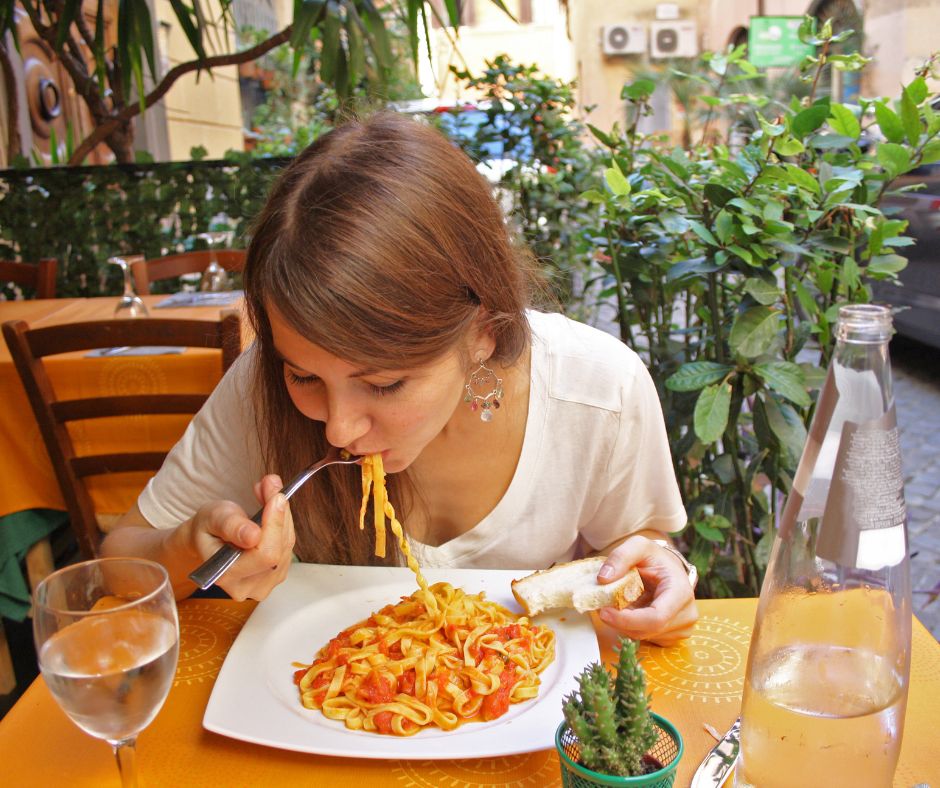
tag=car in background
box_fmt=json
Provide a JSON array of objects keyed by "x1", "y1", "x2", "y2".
[
  {"x1": 389, "y1": 98, "x2": 535, "y2": 184},
  {"x1": 871, "y1": 158, "x2": 940, "y2": 349}
]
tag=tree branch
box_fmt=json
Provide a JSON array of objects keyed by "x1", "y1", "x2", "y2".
[{"x1": 69, "y1": 24, "x2": 294, "y2": 164}]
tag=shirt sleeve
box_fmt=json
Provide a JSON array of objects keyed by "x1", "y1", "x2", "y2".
[
  {"x1": 578, "y1": 356, "x2": 687, "y2": 552},
  {"x1": 137, "y1": 345, "x2": 265, "y2": 529}
]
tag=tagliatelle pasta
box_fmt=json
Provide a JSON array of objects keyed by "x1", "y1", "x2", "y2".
[
  {"x1": 293, "y1": 581, "x2": 555, "y2": 735},
  {"x1": 358, "y1": 453, "x2": 437, "y2": 614}
]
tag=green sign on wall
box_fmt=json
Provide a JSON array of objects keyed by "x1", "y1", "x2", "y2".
[{"x1": 748, "y1": 16, "x2": 815, "y2": 68}]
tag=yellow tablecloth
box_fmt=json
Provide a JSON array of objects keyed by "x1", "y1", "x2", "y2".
[
  {"x1": 1, "y1": 598, "x2": 936, "y2": 787},
  {"x1": 0, "y1": 295, "x2": 244, "y2": 518}
]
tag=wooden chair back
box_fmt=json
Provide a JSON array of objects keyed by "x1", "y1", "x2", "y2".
[
  {"x1": 1, "y1": 314, "x2": 242, "y2": 559},
  {"x1": 0, "y1": 258, "x2": 58, "y2": 298},
  {"x1": 131, "y1": 250, "x2": 246, "y2": 295}
]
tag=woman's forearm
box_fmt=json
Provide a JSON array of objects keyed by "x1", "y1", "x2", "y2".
[{"x1": 100, "y1": 508, "x2": 200, "y2": 599}]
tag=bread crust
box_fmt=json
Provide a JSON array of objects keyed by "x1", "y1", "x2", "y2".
[{"x1": 511, "y1": 557, "x2": 645, "y2": 616}]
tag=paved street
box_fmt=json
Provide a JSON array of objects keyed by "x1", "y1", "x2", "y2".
[{"x1": 892, "y1": 336, "x2": 940, "y2": 639}]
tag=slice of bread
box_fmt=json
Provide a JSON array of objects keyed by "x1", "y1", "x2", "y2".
[{"x1": 511, "y1": 556, "x2": 644, "y2": 616}]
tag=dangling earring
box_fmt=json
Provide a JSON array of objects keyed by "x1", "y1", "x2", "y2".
[{"x1": 464, "y1": 359, "x2": 503, "y2": 423}]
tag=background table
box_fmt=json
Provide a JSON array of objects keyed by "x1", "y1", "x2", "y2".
[
  {"x1": 0, "y1": 294, "x2": 244, "y2": 518},
  {"x1": 1, "y1": 598, "x2": 936, "y2": 787}
]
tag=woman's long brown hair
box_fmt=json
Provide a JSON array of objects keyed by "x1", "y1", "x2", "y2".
[{"x1": 242, "y1": 112, "x2": 540, "y2": 565}]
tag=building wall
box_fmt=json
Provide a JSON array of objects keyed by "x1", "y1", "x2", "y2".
[
  {"x1": 865, "y1": 0, "x2": 940, "y2": 98},
  {"x1": 154, "y1": 0, "x2": 244, "y2": 160},
  {"x1": 428, "y1": 0, "x2": 573, "y2": 100},
  {"x1": 566, "y1": 0, "x2": 700, "y2": 137}
]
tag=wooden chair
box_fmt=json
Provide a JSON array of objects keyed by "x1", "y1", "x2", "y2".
[
  {"x1": 1, "y1": 314, "x2": 242, "y2": 560},
  {"x1": 0, "y1": 258, "x2": 58, "y2": 299},
  {"x1": 131, "y1": 250, "x2": 247, "y2": 295}
]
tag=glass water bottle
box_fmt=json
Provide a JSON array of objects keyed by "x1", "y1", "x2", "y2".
[{"x1": 737, "y1": 304, "x2": 911, "y2": 788}]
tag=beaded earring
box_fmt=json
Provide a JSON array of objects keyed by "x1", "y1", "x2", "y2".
[{"x1": 463, "y1": 359, "x2": 504, "y2": 422}]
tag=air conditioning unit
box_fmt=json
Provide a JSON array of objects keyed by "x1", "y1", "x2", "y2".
[
  {"x1": 650, "y1": 20, "x2": 698, "y2": 59},
  {"x1": 602, "y1": 24, "x2": 647, "y2": 56}
]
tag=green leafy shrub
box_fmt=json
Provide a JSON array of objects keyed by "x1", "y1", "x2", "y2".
[
  {"x1": 578, "y1": 18, "x2": 939, "y2": 595},
  {"x1": 0, "y1": 154, "x2": 285, "y2": 296}
]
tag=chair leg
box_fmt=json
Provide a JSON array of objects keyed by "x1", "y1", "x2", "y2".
[
  {"x1": 0, "y1": 621, "x2": 16, "y2": 695},
  {"x1": 25, "y1": 538, "x2": 55, "y2": 590}
]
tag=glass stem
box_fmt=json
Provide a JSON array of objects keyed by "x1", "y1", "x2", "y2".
[
  {"x1": 121, "y1": 261, "x2": 135, "y2": 299},
  {"x1": 111, "y1": 737, "x2": 138, "y2": 788}
]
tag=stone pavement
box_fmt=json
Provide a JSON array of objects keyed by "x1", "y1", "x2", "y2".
[{"x1": 892, "y1": 336, "x2": 940, "y2": 640}]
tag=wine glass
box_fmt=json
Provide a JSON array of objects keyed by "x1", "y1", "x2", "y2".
[
  {"x1": 108, "y1": 256, "x2": 149, "y2": 318},
  {"x1": 197, "y1": 231, "x2": 233, "y2": 292},
  {"x1": 33, "y1": 558, "x2": 179, "y2": 788}
]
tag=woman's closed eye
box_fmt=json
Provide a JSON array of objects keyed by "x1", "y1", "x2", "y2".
[
  {"x1": 287, "y1": 368, "x2": 405, "y2": 397},
  {"x1": 368, "y1": 379, "x2": 405, "y2": 396},
  {"x1": 286, "y1": 369, "x2": 320, "y2": 386}
]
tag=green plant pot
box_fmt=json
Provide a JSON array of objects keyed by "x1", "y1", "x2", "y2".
[{"x1": 555, "y1": 713, "x2": 683, "y2": 788}]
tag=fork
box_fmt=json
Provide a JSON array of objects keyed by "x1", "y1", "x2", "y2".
[{"x1": 187, "y1": 447, "x2": 362, "y2": 590}]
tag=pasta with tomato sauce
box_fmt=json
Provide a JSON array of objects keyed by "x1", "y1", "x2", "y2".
[{"x1": 293, "y1": 581, "x2": 555, "y2": 735}]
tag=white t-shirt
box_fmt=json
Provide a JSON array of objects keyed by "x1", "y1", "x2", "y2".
[{"x1": 138, "y1": 311, "x2": 686, "y2": 569}]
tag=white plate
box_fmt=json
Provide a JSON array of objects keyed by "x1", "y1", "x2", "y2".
[{"x1": 203, "y1": 563, "x2": 599, "y2": 759}]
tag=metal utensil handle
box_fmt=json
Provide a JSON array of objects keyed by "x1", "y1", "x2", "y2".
[
  {"x1": 187, "y1": 451, "x2": 358, "y2": 590},
  {"x1": 188, "y1": 505, "x2": 265, "y2": 590}
]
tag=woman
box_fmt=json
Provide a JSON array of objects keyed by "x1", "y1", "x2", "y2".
[{"x1": 102, "y1": 113, "x2": 697, "y2": 645}]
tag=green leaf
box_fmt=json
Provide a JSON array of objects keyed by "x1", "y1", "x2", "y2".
[
  {"x1": 580, "y1": 189, "x2": 607, "y2": 204},
  {"x1": 792, "y1": 104, "x2": 830, "y2": 138},
  {"x1": 170, "y1": 0, "x2": 208, "y2": 61},
  {"x1": 729, "y1": 244, "x2": 753, "y2": 265},
  {"x1": 604, "y1": 163, "x2": 631, "y2": 196},
  {"x1": 622, "y1": 79, "x2": 656, "y2": 100},
  {"x1": 874, "y1": 102, "x2": 905, "y2": 144},
  {"x1": 665, "y1": 362, "x2": 733, "y2": 392},
  {"x1": 867, "y1": 254, "x2": 908, "y2": 275},
  {"x1": 728, "y1": 197, "x2": 760, "y2": 216},
  {"x1": 877, "y1": 143, "x2": 912, "y2": 179},
  {"x1": 920, "y1": 140, "x2": 940, "y2": 165},
  {"x1": 905, "y1": 76, "x2": 928, "y2": 104},
  {"x1": 694, "y1": 383, "x2": 732, "y2": 445},
  {"x1": 688, "y1": 219, "x2": 718, "y2": 246},
  {"x1": 774, "y1": 136, "x2": 805, "y2": 156},
  {"x1": 794, "y1": 280, "x2": 818, "y2": 317},
  {"x1": 729, "y1": 307, "x2": 779, "y2": 358},
  {"x1": 660, "y1": 211, "x2": 689, "y2": 234},
  {"x1": 753, "y1": 361, "x2": 811, "y2": 407},
  {"x1": 900, "y1": 85, "x2": 921, "y2": 145},
  {"x1": 587, "y1": 124, "x2": 616, "y2": 148},
  {"x1": 704, "y1": 182, "x2": 736, "y2": 208},
  {"x1": 782, "y1": 163, "x2": 820, "y2": 195},
  {"x1": 715, "y1": 210, "x2": 734, "y2": 244},
  {"x1": 744, "y1": 278, "x2": 779, "y2": 305},
  {"x1": 694, "y1": 519, "x2": 726, "y2": 543},
  {"x1": 762, "y1": 395, "x2": 807, "y2": 467},
  {"x1": 55, "y1": 0, "x2": 82, "y2": 51},
  {"x1": 828, "y1": 103, "x2": 860, "y2": 140}
]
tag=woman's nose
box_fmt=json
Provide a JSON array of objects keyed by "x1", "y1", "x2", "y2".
[{"x1": 322, "y1": 393, "x2": 370, "y2": 449}]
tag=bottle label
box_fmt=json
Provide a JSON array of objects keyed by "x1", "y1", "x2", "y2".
[{"x1": 817, "y1": 405, "x2": 907, "y2": 568}]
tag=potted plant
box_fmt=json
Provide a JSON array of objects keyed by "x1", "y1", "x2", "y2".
[{"x1": 556, "y1": 638, "x2": 683, "y2": 787}]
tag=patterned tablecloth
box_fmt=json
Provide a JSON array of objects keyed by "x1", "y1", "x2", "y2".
[
  {"x1": 1, "y1": 597, "x2": 937, "y2": 787},
  {"x1": 0, "y1": 295, "x2": 244, "y2": 519}
]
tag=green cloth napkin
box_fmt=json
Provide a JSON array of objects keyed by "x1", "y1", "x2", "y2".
[{"x1": 0, "y1": 509, "x2": 68, "y2": 622}]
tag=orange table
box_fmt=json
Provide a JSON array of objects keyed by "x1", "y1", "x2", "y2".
[
  {"x1": 0, "y1": 295, "x2": 244, "y2": 518},
  {"x1": 1, "y1": 598, "x2": 936, "y2": 787}
]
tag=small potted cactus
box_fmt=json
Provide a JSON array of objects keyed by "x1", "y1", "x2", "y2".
[{"x1": 555, "y1": 638, "x2": 683, "y2": 787}]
